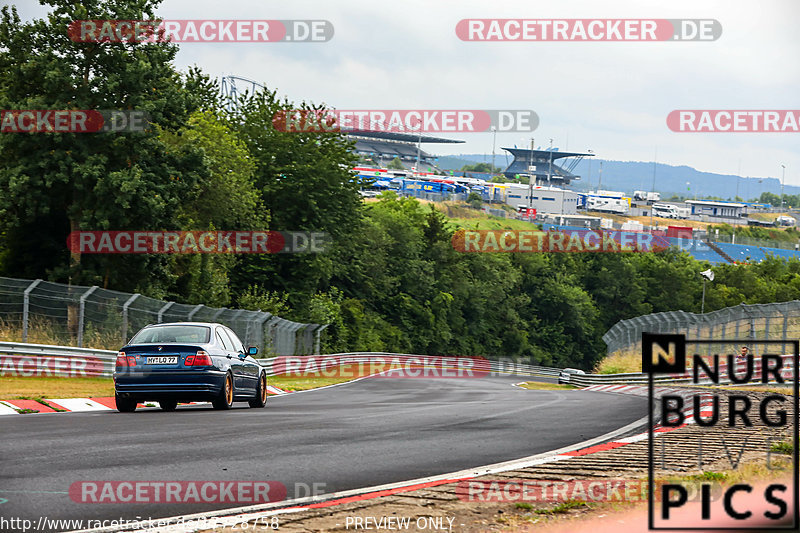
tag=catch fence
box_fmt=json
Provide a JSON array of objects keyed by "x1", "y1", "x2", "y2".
[
  {"x1": 603, "y1": 300, "x2": 800, "y2": 359},
  {"x1": 0, "y1": 276, "x2": 324, "y2": 355}
]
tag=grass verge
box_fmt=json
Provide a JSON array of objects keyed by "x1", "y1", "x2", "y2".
[
  {"x1": 0, "y1": 376, "x2": 115, "y2": 400},
  {"x1": 270, "y1": 363, "x2": 382, "y2": 391},
  {"x1": 668, "y1": 383, "x2": 794, "y2": 395},
  {"x1": 1, "y1": 365, "x2": 373, "y2": 400},
  {"x1": 534, "y1": 500, "x2": 592, "y2": 515},
  {"x1": 594, "y1": 349, "x2": 641, "y2": 374},
  {"x1": 517, "y1": 381, "x2": 577, "y2": 391}
]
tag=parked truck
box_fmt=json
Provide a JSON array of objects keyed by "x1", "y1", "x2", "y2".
[
  {"x1": 634, "y1": 191, "x2": 661, "y2": 202},
  {"x1": 586, "y1": 196, "x2": 629, "y2": 215},
  {"x1": 652, "y1": 203, "x2": 688, "y2": 219}
]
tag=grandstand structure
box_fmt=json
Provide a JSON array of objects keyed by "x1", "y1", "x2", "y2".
[
  {"x1": 501, "y1": 147, "x2": 592, "y2": 185},
  {"x1": 347, "y1": 130, "x2": 464, "y2": 173},
  {"x1": 219, "y1": 76, "x2": 463, "y2": 174}
]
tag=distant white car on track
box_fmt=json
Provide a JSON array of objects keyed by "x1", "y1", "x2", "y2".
[{"x1": 558, "y1": 368, "x2": 586, "y2": 384}]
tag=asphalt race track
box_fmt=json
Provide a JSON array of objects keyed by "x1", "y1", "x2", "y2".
[{"x1": 0, "y1": 375, "x2": 647, "y2": 529}]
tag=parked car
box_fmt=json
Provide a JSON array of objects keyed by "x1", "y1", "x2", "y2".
[
  {"x1": 113, "y1": 322, "x2": 267, "y2": 412},
  {"x1": 558, "y1": 368, "x2": 586, "y2": 384}
]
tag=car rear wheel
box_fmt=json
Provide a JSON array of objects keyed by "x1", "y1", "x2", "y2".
[
  {"x1": 249, "y1": 373, "x2": 268, "y2": 408},
  {"x1": 159, "y1": 400, "x2": 178, "y2": 412},
  {"x1": 116, "y1": 394, "x2": 137, "y2": 413},
  {"x1": 212, "y1": 372, "x2": 234, "y2": 410}
]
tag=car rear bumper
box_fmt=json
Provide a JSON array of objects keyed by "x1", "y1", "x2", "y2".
[{"x1": 114, "y1": 369, "x2": 227, "y2": 401}]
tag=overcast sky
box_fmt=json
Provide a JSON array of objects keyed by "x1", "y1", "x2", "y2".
[{"x1": 14, "y1": 0, "x2": 800, "y2": 183}]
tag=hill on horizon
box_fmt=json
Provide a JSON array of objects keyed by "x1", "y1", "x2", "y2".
[{"x1": 436, "y1": 154, "x2": 795, "y2": 201}]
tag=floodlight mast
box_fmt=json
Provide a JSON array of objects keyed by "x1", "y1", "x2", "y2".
[
  {"x1": 700, "y1": 269, "x2": 714, "y2": 314},
  {"x1": 781, "y1": 164, "x2": 786, "y2": 211},
  {"x1": 528, "y1": 138, "x2": 535, "y2": 218},
  {"x1": 491, "y1": 127, "x2": 497, "y2": 176},
  {"x1": 586, "y1": 149, "x2": 594, "y2": 190}
]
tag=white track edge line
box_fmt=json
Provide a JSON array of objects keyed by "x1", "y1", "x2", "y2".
[{"x1": 68, "y1": 407, "x2": 650, "y2": 533}]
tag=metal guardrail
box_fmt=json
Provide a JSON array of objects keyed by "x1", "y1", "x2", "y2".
[
  {"x1": 259, "y1": 353, "x2": 561, "y2": 378},
  {"x1": 0, "y1": 340, "x2": 117, "y2": 377},
  {"x1": 0, "y1": 343, "x2": 563, "y2": 379},
  {"x1": 2, "y1": 341, "x2": 790, "y2": 389},
  {"x1": 569, "y1": 354, "x2": 794, "y2": 387}
]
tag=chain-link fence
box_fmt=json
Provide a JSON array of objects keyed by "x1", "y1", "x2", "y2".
[
  {"x1": 603, "y1": 300, "x2": 800, "y2": 358},
  {"x1": 712, "y1": 233, "x2": 800, "y2": 250},
  {"x1": 0, "y1": 276, "x2": 326, "y2": 355}
]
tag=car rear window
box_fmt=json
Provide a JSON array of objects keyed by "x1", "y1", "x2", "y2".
[{"x1": 130, "y1": 325, "x2": 210, "y2": 344}]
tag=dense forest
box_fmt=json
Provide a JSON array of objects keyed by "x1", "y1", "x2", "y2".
[{"x1": 2, "y1": 1, "x2": 800, "y2": 369}]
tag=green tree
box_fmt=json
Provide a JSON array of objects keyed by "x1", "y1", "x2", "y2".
[
  {"x1": 229, "y1": 90, "x2": 362, "y2": 302},
  {"x1": 0, "y1": 1, "x2": 205, "y2": 294},
  {"x1": 461, "y1": 162, "x2": 500, "y2": 173},
  {"x1": 157, "y1": 109, "x2": 266, "y2": 305},
  {"x1": 387, "y1": 157, "x2": 405, "y2": 170},
  {"x1": 237, "y1": 284, "x2": 292, "y2": 317},
  {"x1": 160, "y1": 110, "x2": 264, "y2": 230},
  {"x1": 467, "y1": 192, "x2": 482, "y2": 209}
]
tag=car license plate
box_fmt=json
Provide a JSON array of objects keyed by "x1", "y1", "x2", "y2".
[{"x1": 146, "y1": 356, "x2": 178, "y2": 365}]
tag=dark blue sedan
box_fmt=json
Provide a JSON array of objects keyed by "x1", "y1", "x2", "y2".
[{"x1": 113, "y1": 322, "x2": 267, "y2": 412}]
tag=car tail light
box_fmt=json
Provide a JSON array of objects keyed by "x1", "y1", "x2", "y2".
[
  {"x1": 115, "y1": 352, "x2": 128, "y2": 367},
  {"x1": 191, "y1": 351, "x2": 212, "y2": 366},
  {"x1": 127, "y1": 356, "x2": 136, "y2": 366},
  {"x1": 184, "y1": 355, "x2": 195, "y2": 366}
]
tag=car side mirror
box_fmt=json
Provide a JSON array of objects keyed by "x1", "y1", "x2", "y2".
[{"x1": 248, "y1": 346, "x2": 258, "y2": 356}]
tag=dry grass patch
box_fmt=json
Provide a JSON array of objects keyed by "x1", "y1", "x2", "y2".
[
  {"x1": 0, "y1": 317, "x2": 121, "y2": 350},
  {"x1": 594, "y1": 350, "x2": 642, "y2": 374},
  {"x1": 0, "y1": 376, "x2": 114, "y2": 400}
]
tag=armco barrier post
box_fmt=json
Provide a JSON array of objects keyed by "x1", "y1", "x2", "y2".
[
  {"x1": 211, "y1": 307, "x2": 227, "y2": 323},
  {"x1": 298, "y1": 324, "x2": 320, "y2": 355},
  {"x1": 77, "y1": 286, "x2": 98, "y2": 347},
  {"x1": 187, "y1": 303, "x2": 204, "y2": 321},
  {"x1": 157, "y1": 301, "x2": 175, "y2": 323},
  {"x1": 782, "y1": 306, "x2": 788, "y2": 355},
  {"x1": 288, "y1": 322, "x2": 305, "y2": 355},
  {"x1": 255, "y1": 311, "x2": 273, "y2": 354},
  {"x1": 228, "y1": 309, "x2": 247, "y2": 343},
  {"x1": 314, "y1": 324, "x2": 329, "y2": 355},
  {"x1": 21, "y1": 279, "x2": 42, "y2": 342},
  {"x1": 121, "y1": 293, "x2": 140, "y2": 344}
]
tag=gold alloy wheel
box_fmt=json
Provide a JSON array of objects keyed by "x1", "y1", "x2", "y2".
[
  {"x1": 260, "y1": 374, "x2": 267, "y2": 403},
  {"x1": 225, "y1": 374, "x2": 233, "y2": 405}
]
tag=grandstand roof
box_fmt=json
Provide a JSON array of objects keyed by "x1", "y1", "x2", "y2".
[
  {"x1": 502, "y1": 147, "x2": 593, "y2": 160},
  {"x1": 346, "y1": 130, "x2": 465, "y2": 144},
  {"x1": 501, "y1": 147, "x2": 590, "y2": 184},
  {"x1": 353, "y1": 139, "x2": 433, "y2": 159}
]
